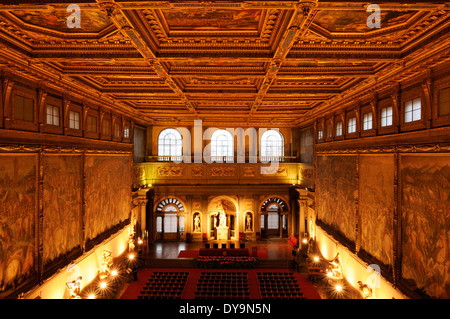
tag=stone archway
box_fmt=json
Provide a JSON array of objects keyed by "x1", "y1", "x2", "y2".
[{"x1": 207, "y1": 196, "x2": 239, "y2": 241}]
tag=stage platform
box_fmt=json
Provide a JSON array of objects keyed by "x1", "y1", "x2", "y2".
[{"x1": 142, "y1": 238, "x2": 298, "y2": 269}]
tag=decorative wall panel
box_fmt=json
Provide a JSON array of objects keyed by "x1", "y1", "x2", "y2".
[
  {"x1": 84, "y1": 155, "x2": 131, "y2": 242},
  {"x1": 0, "y1": 154, "x2": 36, "y2": 295},
  {"x1": 359, "y1": 155, "x2": 394, "y2": 266},
  {"x1": 400, "y1": 154, "x2": 449, "y2": 299},
  {"x1": 316, "y1": 155, "x2": 357, "y2": 244},
  {"x1": 42, "y1": 154, "x2": 82, "y2": 266}
]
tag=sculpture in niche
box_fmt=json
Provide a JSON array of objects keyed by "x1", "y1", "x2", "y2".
[
  {"x1": 213, "y1": 202, "x2": 228, "y2": 240},
  {"x1": 193, "y1": 213, "x2": 201, "y2": 232},
  {"x1": 245, "y1": 212, "x2": 253, "y2": 231}
]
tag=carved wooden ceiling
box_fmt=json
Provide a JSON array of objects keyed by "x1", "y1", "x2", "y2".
[{"x1": 0, "y1": 1, "x2": 449, "y2": 127}]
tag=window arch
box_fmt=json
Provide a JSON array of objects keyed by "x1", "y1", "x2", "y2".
[
  {"x1": 158, "y1": 128, "x2": 182, "y2": 161},
  {"x1": 260, "y1": 130, "x2": 284, "y2": 159},
  {"x1": 210, "y1": 129, "x2": 233, "y2": 162}
]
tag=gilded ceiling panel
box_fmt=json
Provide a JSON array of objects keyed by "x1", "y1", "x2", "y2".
[
  {"x1": 11, "y1": 9, "x2": 112, "y2": 33},
  {"x1": 160, "y1": 8, "x2": 262, "y2": 31},
  {"x1": 313, "y1": 9, "x2": 417, "y2": 33}
]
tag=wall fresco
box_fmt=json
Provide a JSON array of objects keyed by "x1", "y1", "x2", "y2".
[
  {"x1": 84, "y1": 155, "x2": 131, "y2": 242},
  {"x1": 42, "y1": 155, "x2": 82, "y2": 266},
  {"x1": 401, "y1": 155, "x2": 449, "y2": 298},
  {"x1": 0, "y1": 155, "x2": 36, "y2": 294},
  {"x1": 359, "y1": 155, "x2": 394, "y2": 266},
  {"x1": 317, "y1": 155, "x2": 357, "y2": 243}
]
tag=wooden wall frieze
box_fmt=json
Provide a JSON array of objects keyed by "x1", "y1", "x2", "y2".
[
  {"x1": 0, "y1": 144, "x2": 132, "y2": 155},
  {"x1": 316, "y1": 143, "x2": 450, "y2": 155}
]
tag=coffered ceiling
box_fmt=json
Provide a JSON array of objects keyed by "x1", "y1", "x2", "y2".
[{"x1": 0, "y1": 1, "x2": 449, "y2": 127}]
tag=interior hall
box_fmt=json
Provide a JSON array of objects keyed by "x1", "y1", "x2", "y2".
[{"x1": 0, "y1": 0, "x2": 449, "y2": 301}]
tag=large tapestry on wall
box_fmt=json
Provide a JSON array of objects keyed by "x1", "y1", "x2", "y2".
[
  {"x1": 400, "y1": 154, "x2": 449, "y2": 299},
  {"x1": 43, "y1": 155, "x2": 82, "y2": 266},
  {"x1": 359, "y1": 155, "x2": 394, "y2": 266},
  {"x1": 316, "y1": 155, "x2": 357, "y2": 243},
  {"x1": 299, "y1": 127, "x2": 314, "y2": 164},
  {"x1": 0, "y1": 154, "x2": 36, "y2": 295},
  {"x1": 84, "y1": 155, "x2": 131, "y2": 242}
]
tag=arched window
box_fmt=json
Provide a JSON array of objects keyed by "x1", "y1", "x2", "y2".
[
  {"x1": 210, "y1": 129, "x2": 233, "y2": 162},
  {"x1": 158, "y1": 128, "x2": 182, "y2": 161},
  {"x1": 260, "y1": 130, "x2": 284, "y2": 160}
]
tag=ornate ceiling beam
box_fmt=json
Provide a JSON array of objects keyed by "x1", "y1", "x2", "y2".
[
  {"x1": 247, "y1": 0, "x2": 318, "y2": 118},
  {"x1": 0, "y1": 1, "x2": 446, "y2": 11},
  {"x1": 95, "y1": 0, "x2": 197, "y2": 115}
]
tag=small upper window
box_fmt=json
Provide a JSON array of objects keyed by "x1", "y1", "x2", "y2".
[
  {"x1": 87, "y1": 115, "x2": 97, "y2": 133},
  {"x1": 362, "y1": 112, "x2": 373, "y2": 130},
  {"x1": 102, "y1": 118, "x2": 110, "y2": 135},
  {"x1": 336, "y1": 121, "x2": 343, "y2": 136},
  {"x1": 46, "y1": 104, "x2": 60, "y2": 126},
  {"x1": 438, "y1": 88, "x2": 450, "y2": 116},
  {"x1": 69, "y1": 110, "x2": 80, "y2": 129},
  {"x1": 124, "y1": 124, "x2": 130, "y2": 139},
  {"x1": 347, "y1": 117, "x2": 357, "y2": 134},
  {"x1": 381, "y1": 106, "x2": 393, "y2": 127},
  {"x1": 14, "y1": 95, "x2": 34, "y2": 122},
  {"x1": 404, "y1": 98, "x2": 421, "y2": 123},
  {"x1": 317, "y1": 129, "x2": 323, "y2": 140}
]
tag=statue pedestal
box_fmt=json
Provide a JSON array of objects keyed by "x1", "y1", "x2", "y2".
[{"x1": 216, "y1": 226, "x2": 229, "y2": 241}]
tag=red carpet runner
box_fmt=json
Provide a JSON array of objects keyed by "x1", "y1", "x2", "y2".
[{"x1": 120, "y1": 268, "x2": 321, "y2": 299}]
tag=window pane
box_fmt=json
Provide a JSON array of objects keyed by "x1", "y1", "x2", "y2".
[
  {"x1": 363, "y1": 113, "x2": 372, "y2": 130},
  {"x1": 164, "y1": 214, "x2": 177, "y2": 233},
  {"x1": 23, "y1": 97, "x2": 34, "y2": 122},
  {"x1": 156, "y1": 216, "x2": 162, "y2": 233},
  {"x1": 268, "y1": 212, "x2": 279, "y2": 230},
  {"x1": 211, "y1": 129, "x2": 233, "y2": 161},
  {"x1": 179, "y1": 216, "x2": 185, "y2": 232},
  {"x1": 439, "y1": 88, "x2": 450, "y2": 116},
  {"x1": 261, "y1": 130, "x2": 284, "y2": 158},
  {"x1": 158, "y1": 129, "x2": 182, "y2": 159}
]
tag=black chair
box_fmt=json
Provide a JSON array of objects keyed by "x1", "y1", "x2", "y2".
[
  {"x1": 205, "y1": 243, "x2": 210, "y2": 249},
  {"x1": 230, "y1": 243, "x2": 235, "y2": 249},
  {"x1": 221, "y1": 243, "x2": 227, "y2": 249},
  {"x1": 240, "y1": 243, "x2": 245, "y2": 249}
]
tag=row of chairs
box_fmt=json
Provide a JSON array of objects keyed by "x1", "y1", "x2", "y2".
[
  {"x1": 195, "y1": 272, "x2": 250, "y2": 299},
  {"x1": 195, "y1": 290, "x2": 251, "y2": 299},
  {"x1": 138, "y1": 271, "x2": 189, "y2": 299},
  {"x1": 257, "y1": 272, "x2": 305, "y2": 299}
]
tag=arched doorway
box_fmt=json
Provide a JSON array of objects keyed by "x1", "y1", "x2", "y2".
[
  {"x1": 260, "y1": 197, "x2": 289, "y2": 239},
  {"x1": 154, "y1": 197, "x2": 185, "y2": 241}
]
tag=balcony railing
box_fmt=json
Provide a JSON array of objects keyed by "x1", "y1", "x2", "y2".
[{"x1": 148, "y1": 155, "x2": 298, "y2": 163}]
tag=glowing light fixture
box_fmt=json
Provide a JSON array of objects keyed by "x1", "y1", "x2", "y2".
[
  {"x1": 88, "y1": 294, "x2": 96, "y2": 299},
  {"x1": 99, "y1": 281, "x2": 107, "y2": 289},
  {"x1": 129, "y1": 253, "x2": 135, "y2": 260},
  {"x1": 313, "y1": 256, "x2": 319, "y2": 262},
  {"x1": 111, "y1": 269, "x2": 118, "y2": 277},
  {"x1": 335, "y1": 285, "x2": 342, "y2": 292}
]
